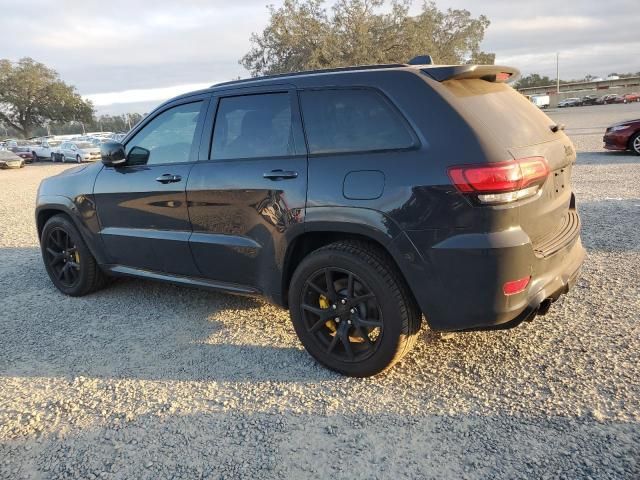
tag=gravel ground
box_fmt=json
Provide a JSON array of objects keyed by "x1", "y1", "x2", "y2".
[{"x1": 1, "y1": 104, "x2": 639, "y2": 479}]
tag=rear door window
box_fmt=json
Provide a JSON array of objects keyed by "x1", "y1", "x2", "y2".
[
  {"x1": 299, "y1": 89, "x2": 415, "y2": 154},
  {"x1": 211, "y1": 93, "x2": 295, "y2": 160}
]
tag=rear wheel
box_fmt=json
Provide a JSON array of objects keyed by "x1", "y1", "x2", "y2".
[
  {"x1": 289, "y1": 240, "x2": 421, "y2": 377},
  {"x1": 51, "y1": 153, "x2": 55, "y2": 162},
  {"x1": 32, "y1": 151, "x2": 38, "y2": 162},
  {"x1": 630, "y1": 132, "x2": 640, "y2": 155},
  {"x1": 41, "y1": 215, "x2": 108, "y2": 296},
  {"x1": 76, "y1": 155, "x2": 82, "y2": 163}
]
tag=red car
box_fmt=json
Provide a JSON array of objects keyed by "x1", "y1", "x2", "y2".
[
  {"x1": 623, "y1": 92, "x2": 640, "y2": 103},
  {"x1": 603, "y1": 119, "x2": 640, "y2": 155}
]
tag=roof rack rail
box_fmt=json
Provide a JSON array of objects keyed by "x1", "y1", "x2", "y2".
[{"x1": 211, "y1": 63, "x2": 407, "y2": 88}]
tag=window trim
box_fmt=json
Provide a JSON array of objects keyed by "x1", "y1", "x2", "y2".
[
  {"x1": 119, "y1": 96, "x2": 209, "y2": 168},
  {"x1": 298, "y1": 86, "x2": 420, "y2": 157},
  {"x1": 204, "y1": 89, "x2": 306, "y2": 163}
]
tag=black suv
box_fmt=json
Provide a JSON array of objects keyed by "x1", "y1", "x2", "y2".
[{"x1": 36, "y1": 60, "x2": 585, "y2": 377}]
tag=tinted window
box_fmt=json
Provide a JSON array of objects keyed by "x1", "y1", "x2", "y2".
[
  {"x1": 211, "y1": 93, "x2": 294, "y2": 160},
  {"x1": 126, "y1": 102, "x2": 202, "y2": 165},
  {"x1": 442, "y1": 79, "x2": 556, "y2": 147},
  {"x1": 300, "y1": 89, "x2": 414, "y2": 154}
]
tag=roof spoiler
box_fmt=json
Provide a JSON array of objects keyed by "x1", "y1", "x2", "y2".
[{"x1": 421, "y1": 65, "x2": 520, "y2": 83}]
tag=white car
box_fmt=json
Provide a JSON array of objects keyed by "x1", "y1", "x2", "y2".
[
  {"x1": 32, "y1": 139, "x2": 63, "y2": 161},
  {"x1": 56, "y1": 141, "x2": 101, "y2": 163}
]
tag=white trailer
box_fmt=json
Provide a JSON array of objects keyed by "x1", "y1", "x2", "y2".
[{"x1": 530, "y1": 95, "x2": 550, "y2": 109}]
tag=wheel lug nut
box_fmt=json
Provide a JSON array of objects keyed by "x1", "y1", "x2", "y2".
[
  {"x1": 350, "y1": 308, "x2": 355, "y2": 314},
  {"x1": 332, "y1": 305, "x2": 337, "y2": 310},
  {"x1": 341, "y1": 299, "x2": 346, "y2": 304},
  {"x1": 335, "y1": 317, "x2": 340, "y2": 323}
]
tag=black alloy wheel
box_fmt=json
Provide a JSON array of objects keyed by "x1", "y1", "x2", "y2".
[
  {"x1": 44, "y1": 227, "x2": 81, "y2": 288},
  {"x1": 289, "y1": 240, "x2": 421, "y2": 377},
  {"x1": 300, "y1": 267, "x2": 383, "y2": 363},
  {"x1": 40, "y1": 215, "x2": 108, "y2": 296}
]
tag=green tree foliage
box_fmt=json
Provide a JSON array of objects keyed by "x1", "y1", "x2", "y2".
[
  {"x1": 240, "y1": 0, "x2": 494, "y2": 77},
  {"x1": 514, "y1": 73, "x2": 554, "y2": 89},
  {"x1": 0, "y1": 58, "x2": 93, "y2": 138}
]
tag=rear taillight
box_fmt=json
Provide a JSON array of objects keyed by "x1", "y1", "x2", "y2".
[{"x1": 448, "y1": 157, "x2": 549, "y2": 204}]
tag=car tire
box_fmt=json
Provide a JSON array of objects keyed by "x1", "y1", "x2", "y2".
[
  {"x1": 629, "y1": 132, "x2": 640, "y2": 156},
  {"x1": 32, "y1": 151, "x2": 38, "y2": 162},
  {"x1": 288, "y1": 240, "x2": 422, "y2": 377},
  {"x1": 51, "y1": 153, "x2": 55, "y2": 162},
  {"x1": 40, "y1": 214, "x2": 109, "y2": 296},
  {"x1": 76, "y1": 155, "x2": 82, "y2": 164}
]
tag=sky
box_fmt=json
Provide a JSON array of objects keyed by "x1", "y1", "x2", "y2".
[{"x1": 1, "y1": 0, "x2": 638, "y2": 115}]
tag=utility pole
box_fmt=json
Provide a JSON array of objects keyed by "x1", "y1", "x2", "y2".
[{"x1": 556, "y1": 52, "x2": 560, "y2": 94}]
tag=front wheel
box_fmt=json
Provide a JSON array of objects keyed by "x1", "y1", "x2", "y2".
[
  {"x1": 630, "y1": 132, "x2": 640, "y2": 156},
  {"x1": 41, "y1": 215, "x2": 109, "y2": 296},
  {"x1": 289, "y1": 240, "x2": 421, "y2": 377},
  {"x1": 76, "y1": 155, "x2": 82, "y2": 164}
]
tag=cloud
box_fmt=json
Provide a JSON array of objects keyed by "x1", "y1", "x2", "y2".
[
  {"x1": 2, "y1": 0, "x2": 638, "y2": 113},
  {"x1": 84, "y1": 82, "x2": 214, "y2": 106}
]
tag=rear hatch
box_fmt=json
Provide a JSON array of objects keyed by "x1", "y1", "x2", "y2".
[{"x1": 431, "y1": 73, "x2": 577, "y2": 256}]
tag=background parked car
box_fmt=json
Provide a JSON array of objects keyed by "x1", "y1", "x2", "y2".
[
  {"x1": 56, "y1": 141, "x2": 101, "y2": 163},
  {"x1": 0, "y1": 150, "x2": 25, "y2": 169},
  {"x1": 603, "y1": 118, "x2": 640, "y2": 155},
  {"x1": 623, "y1": 93, "x2": 640, "y2": 103},
  {"x1": 597, "y1": 94, "x2": 625, "y2": 105},
  {"x1": 32, "y1": 139, "x2": 63, "y2": 161},
  {"x1": 558, "y1": 97, "x2": 581, "y2": 108},
  {"x1": 581, "y1": 95, "x2": 599, "y2": 106},
  {"x1": 11, "y1": 145, "x2": 35, "y2": 163}
]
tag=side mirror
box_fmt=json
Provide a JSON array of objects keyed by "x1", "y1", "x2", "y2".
[{"x1": 101, "y1": 142, "x2": 126, "y2": 166}]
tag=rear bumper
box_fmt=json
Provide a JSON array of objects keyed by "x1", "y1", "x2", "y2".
[{"x1": 396, "y1": 217, "x2": 585, "y2": 332}]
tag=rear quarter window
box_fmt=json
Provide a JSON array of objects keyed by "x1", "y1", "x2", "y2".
[
  {"x1": 299, "y1": 89, "x2": 415, "y2": 154},
  {"x1": 442, "y1": 79, "x2": 556, "y2": 148}
]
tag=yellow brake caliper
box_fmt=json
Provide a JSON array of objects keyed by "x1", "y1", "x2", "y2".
[{"x1": 319, "y1": 294, "x2": 337, "y2": 333}]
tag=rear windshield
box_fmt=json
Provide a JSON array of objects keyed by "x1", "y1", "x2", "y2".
[
  {"x1": 442, "y1": 79, "x2": 556, "y2": 147},
  {"x1": 75, "y1": 142, "x2": 94, "y2": 149}
]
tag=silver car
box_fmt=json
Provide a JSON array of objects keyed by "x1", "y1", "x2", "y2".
[{"x1": 57, "y1": 141, "x2": 101, "y2": 163}]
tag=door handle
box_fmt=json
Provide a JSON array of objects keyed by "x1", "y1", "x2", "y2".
[
  {"x1": 155, "y1": 174, "x2": 182, "y2": 184},
  {"x1": 263, "y1": 169, "x2": 298, "y2": 180}
]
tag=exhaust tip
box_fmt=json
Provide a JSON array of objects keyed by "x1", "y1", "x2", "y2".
[{"x1": 538, "y1": 298, "x2": 553, "y2": 316}]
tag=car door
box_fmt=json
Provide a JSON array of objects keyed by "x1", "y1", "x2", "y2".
[
  {"x1": 93, "y1": 96, "x2": 209, "y2": 275},
  {"x1": 186, "y1": 87, "x2": 307, "y2": 297}
]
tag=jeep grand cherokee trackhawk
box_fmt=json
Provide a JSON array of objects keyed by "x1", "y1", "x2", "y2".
[{"x1": 36, "y1": 58, "x2": 585, "y2": 377}]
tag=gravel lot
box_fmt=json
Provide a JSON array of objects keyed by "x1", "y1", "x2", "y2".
[{"x1": 1, "y1": 103, "x2": 639, "y2": 479}]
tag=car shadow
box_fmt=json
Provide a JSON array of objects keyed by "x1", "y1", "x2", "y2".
[{"x1": 0, "y1": 246, "x2": 334, "y2": 383}]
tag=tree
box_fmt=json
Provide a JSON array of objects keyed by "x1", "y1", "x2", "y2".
[
  {"x1": 514, "y1": 73, "x2": 553, "y2": 89},
  {"x1": 240, "y1": 0, "x2": 493, "y2": 77},
  {"x1": 0, "y1": 58, "x2": 93, "y2": 138}
]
